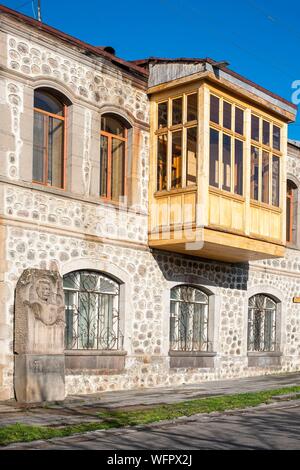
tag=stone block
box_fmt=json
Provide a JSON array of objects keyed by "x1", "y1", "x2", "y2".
[{"x1": 15, "y1": 354, "x2": 65, "y2": 402}]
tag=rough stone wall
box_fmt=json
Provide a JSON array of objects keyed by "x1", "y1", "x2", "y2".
[
  {"x1": 3, "y1": 221, "x2": 300, "y2": 396},
  {"x1": 7, "y1": 35, "x2": 149, "y2": 123},
  {"x1": 1, "y1": 21, "x2": 300, "y2": 399}
]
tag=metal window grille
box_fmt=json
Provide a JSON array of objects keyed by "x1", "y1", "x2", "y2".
[
  {"x1": 63, "y1": 271, "x2": 122, "y2": 350},
  {"x1": 248, "y1": 294, "x2": 277, "y2": 352},
  {"x1": 170, "y1": 285, "x2": 209, "y2": 352}
]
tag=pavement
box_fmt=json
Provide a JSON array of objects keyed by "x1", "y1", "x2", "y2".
[
  {"x1": 0, "y1": 372, "x2": 300, "y2": 449},
  {"x1": 4, "y1": 400, "x2": 300, "y2": 450}
]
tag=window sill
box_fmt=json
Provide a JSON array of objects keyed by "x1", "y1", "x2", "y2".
[
  {"x1": 169, "y1": 351, "x2": 216, "y2": 369},
  {"x1": 247, "y1": 351, "x2": 282, "y2": 368},
  {"x1": 65, "y1": 350, "x2": 127, "y2": 370}
]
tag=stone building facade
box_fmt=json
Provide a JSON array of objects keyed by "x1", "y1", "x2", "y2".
[{"x1": 0, "y1": 5, "x2": 300, "y2": 400}]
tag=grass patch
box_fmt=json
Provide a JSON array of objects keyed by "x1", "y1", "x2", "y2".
[{"x1": 1, "y1": 385, "x2": 300, "y2": 446}]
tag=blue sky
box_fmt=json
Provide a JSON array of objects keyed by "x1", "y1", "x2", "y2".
[{"x1": 2, "y1": 0, "x2": 300, "y2": 139}]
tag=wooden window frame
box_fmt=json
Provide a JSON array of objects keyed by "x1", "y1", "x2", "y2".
[
  {"x1": 209, "y1": 94, "x2": 246, "y2": 196},
  {"x1": 155, "y1": 91, "x2": 199, "y2": 193},
  {"x1": 100, "y1": 127, "x2": 128, "y2": 202},
  {"x1": 33, "y1": 104, "x2": 67, "y2": 190},
  {"x1": 250, "y1": 113, "x2": 282, "y2": 209}
]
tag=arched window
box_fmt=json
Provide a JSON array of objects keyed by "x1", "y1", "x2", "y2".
[
  {"x1": 170, "y1": 285, "x2": 209, "y2": 352},
  {"x1": 33, "y1": 88, "x2": 68, "y2": 188},
  {"x1": 286, "y1": 179, "x2": 298, "y2": 245},
  {"x1": 248, "y1": 294, "x2": 277, "y2": 352},
  {"x1": 63, "y1": 270, "x2": 121, "y2": 350},
  {"x1": 100, "y1": 114, "x2": 128, "y2": 201}
]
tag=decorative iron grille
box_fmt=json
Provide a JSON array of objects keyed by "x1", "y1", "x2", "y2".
[
  {"x1": 248, "y1": 294, "x2": 277, "y2": 352},
  {"x1": 63, "y1": 271, "x2": 122, "y2": 350},
  {"x1": 170, "y1": 285, "x2": 209, "y2": 352}
]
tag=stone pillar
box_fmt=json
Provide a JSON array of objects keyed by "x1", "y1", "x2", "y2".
[{"x1": 14, "y1": 269, "x2": 65, "y2": 403}]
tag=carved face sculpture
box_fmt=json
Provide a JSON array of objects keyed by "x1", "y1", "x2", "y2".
[{"x1": 36, "y1": 279, "x2": 51, "y2": 303}]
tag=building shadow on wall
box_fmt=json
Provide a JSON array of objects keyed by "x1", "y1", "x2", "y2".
[{"x1": 151, "y1": 249, "x2": 250, "y2": 292}]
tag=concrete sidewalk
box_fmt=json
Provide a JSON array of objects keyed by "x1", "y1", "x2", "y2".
[{"x1": 0, "y1": 372, "x2": 299, "y2": 429}]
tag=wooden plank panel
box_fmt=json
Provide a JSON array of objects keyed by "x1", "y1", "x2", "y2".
[
  {"x1": 170, "y1": 195, "x2": 182, "y2": 225},
  {"x1": 158, "y1": 197, "x2": 169, "y2": 228},
  {"x1": 209, "y1": 193, "x2": 220, "y2": 226},
  {"x1": 183, "y1": 192, "x2": 196, "y2": 224},
  {"x1": 231, "y1": 200, "x2": 244, "y2": 231},
  {"x1": 220, "y1": 196, "x2": 232, "y2": 228}
]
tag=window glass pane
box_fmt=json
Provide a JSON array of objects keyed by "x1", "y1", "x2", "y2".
[
  {"x1": 157, "y1": 134, "x2": 168, "y2": 191},
  {"x1": 235, "y1": 108, "x2": 244, "y2": 135},
  {"x1": 186, "y1": 127, "x2": 197, "y2": 186},
  {"x1": 251, "y1": 115, "x2": 260, "y2": 141},
  {"x1": 171, "y1": 131, "x2": 182, "y2": 188},
  {"x1": 158, "y1": 102, "x2": 168, "y2": 129},
  {"x1": 210, "y1": 95, "x2": 219, "y2": 124},
  {"x1": 34, "y1": 90, "x2": 64, "y2": 116},
  {"x1": 223, "y1": 102, "x2": 232, "y2": 130},
  {"x1": 209, "y1": 128, "x2": 219, "y2": 187},
  {"x1": 111, "y1": 138, "x2": 125, "y2": 200},
  {"x1": 234, "y1": 139, "x2": 243, "y2": 195},
  {"x1": 273, "y1": 125, "x2": 281, "y2": 151},
  {"x1": 101, "y1": 115, "x2": 125, "y2": 136},
  {"x1": 33, "y1": 111, "x2": 46, "y2": 182},
  {"x1": 187, "y1": 93, "x2": 197, "y2": 122},
  {"x1": 48, "y1": 117, "x2": 64, "y2": 187},
  {"x1": 251, "y1": 146, "x2": 259, "y2": 200},
  {"x1": 100, "y1": 135, "x2": 108, "y2": 197},
  {"x1": 172, "y1": 97, "x2": 182, "y2": 125},
  {"x1": 261, "y1": 151, "x2": 269, "y2": 204},
  {"x1": 263, "y1": 120, "x2": 270, "y2": 146},
  {"x1": 222, "y1": 134, "x2": 231, "y2": 191},
  {"x1": 272, "y1": 155, "x2": 280, "y2": 206}
]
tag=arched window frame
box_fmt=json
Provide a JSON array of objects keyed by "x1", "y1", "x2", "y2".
[
  {"x1": 63, "y1": 270, "x2": 123, "y2": 351},
  {"x1": 100, "y1": 113, "x2": 130, "y2": 202},
  {"x1": 247, "y1": 294, "x2": 278, "y2": 352},
  {"x1": 170, "y1": 284, "x2": 209, "y2": 352},
  {"x1": 286, "y1": 177, "x2": 299, "y2": 247},
  {"x1": 33, "y1": 87, "x2": 69, "y2": 189}
]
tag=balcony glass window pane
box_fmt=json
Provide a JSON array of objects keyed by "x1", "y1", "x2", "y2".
[
  {"x1": 263, "y1": 120, "x2": 270, "y2": 146},
  {"x1": 171, "y1": 131, "x2": 182, "y2": 188},
  {"x1": 223, "y1": 102, "x2": 232, "y2": 130},
  {"x1": 272, "y1": 155, "x2": 280, "y2": 206},
  {"x1": 210, "y1": 95, "x2": 219, "y2": 124},
  {"x1": 235, "y1": 108, "x2": 244, "y2": 135},
  {"x1": 187, "y1": 93, "x2": 198, "y2": 122},
  {"x1": 111, "y1": 138, "x2": 125, "y2": 200},
  {"x1": 251, "y1": 146, "x2": 259, "y2": 200},
  {"x1": 262, "y1": 151, "x2": 270, "y2": 204},
  {"x1": 273, "y1": 125, "x2": 281, "y2": 151},
  {"x1": 222, "y1": 134, "x2": 231, "y2": 192},
  {"x1": 234, "y1": 139, "x2": 243, "y2": 196},
  {"x1": 157, "y1": 135, "x2": 168, "y2": 191},
  {"x1": 48, "y1": 117, "x2": 64, "y2": 187},
  {"x1": 100, "y1": 135, "x2": 108, "y2": 197},
  {"x1": 251, "y1": 115, "x2": 260, "y2": 141},
  {"x1": 158, "y1": 102, "x2": 168, "y2": 129},
  {"x1": 186, "y1": 127, "x2": 197, "y2": 186},
  {"x1": 172, "y1": 98, "x2": 182, "y2": 126},
  {"x1": 209, "y1": 128, "x2": 219, "y2": 188},
  {"x1": 33, "y1": 111, "x2": 46, "y2": 182}
]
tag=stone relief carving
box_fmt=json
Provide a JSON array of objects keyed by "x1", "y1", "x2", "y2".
[
  {"x1": 24, "y1": 276, "x2": 65, "y2": 326},
  {"x1": 14, "y1": 269, "x2": 65, "y2": 355}
]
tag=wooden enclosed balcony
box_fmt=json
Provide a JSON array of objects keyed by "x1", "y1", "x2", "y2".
[{"x1": 148, "y1": 67, "x2": 296, "y2": 263}]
